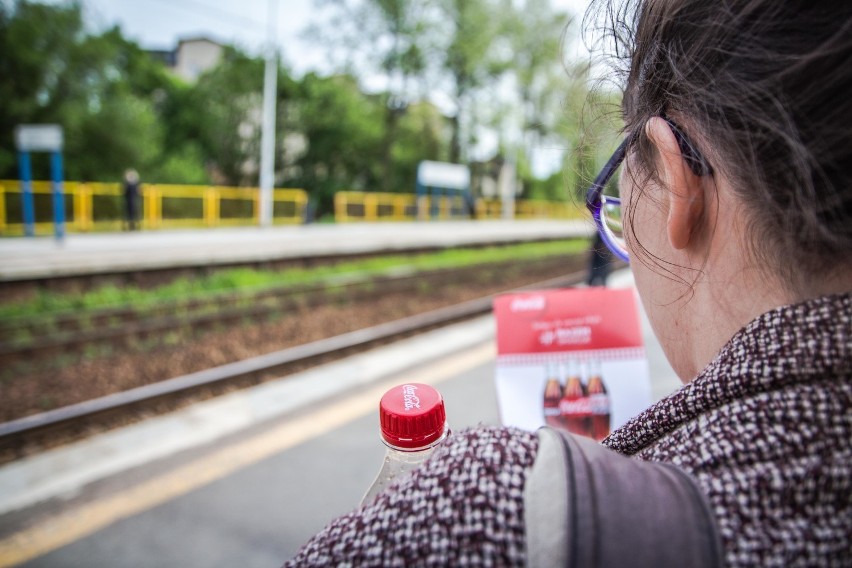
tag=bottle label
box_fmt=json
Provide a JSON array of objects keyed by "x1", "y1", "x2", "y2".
[
  {"x1": 559, "y1": 397, "x2": 591, "y2": 416},
  {"x1": 590, "y1": 394, "x2": 609, "y2": 414}
]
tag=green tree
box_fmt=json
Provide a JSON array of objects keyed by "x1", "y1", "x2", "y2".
[
  {"x1": 436, "y1": 0, "x2": 508, "y2": 164},
  {"x1": 307, "y1": 0, "x2": 436, "y2": 192},
  {"x1": 174, "y1": 47, "x2": 266, "y2": 186},
  {"x1": 508, "y1": 0, "x2": 571, "y2": 133},
  {"x1": 284, "y1": 73, "x2": 385, "y2": 216},
  {"x1": 507, "y1": 0, "x2": 573, "y2": 194},
  {"x1": 0, "y1": 1, "x2": 184, "y2": 182},
  {"x1": 392, "y1": 100, "x2": 451, "y2": 191}
]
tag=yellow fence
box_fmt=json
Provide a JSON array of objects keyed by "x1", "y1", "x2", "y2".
[
  {"x1": 513, "y1": 200, "x2": 585, "y2": 220},
  {"x1": 0, "y1": 181, "x2": 308, "y2": 236},
  {"x1": 334, "y1": 192, "x2": 473, "y2": 222},
  {"x1": 0, "y1": 182, "x2": 583, "y2": 235},
  {"x1": 335, "y1": 191, "x2": 585, "y2": 222}
]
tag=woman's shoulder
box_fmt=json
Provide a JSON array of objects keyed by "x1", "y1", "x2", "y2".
[
  {"x1": 606, "y1": 292, "x2": 852, "y2": 457},
  {"x1": 601, "y1": 293, "x2": 851, "y2": 566},
  {"x1": 428, "y1": 425, "x2": 539, "y2": 470},
  {"x1": 284, "y1": 426, "x2": 539, "y2": 567}
]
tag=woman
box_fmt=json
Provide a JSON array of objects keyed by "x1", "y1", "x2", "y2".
[{"x1": 285, "y1": 1, "x2": 851, "y2": 565}]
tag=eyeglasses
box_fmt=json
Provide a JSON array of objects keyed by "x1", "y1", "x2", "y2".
[{"x1": 584, "y1": 118, "x2": 713, "y2": 263}]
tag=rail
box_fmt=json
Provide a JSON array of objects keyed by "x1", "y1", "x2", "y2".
[
  {"x1": 0, "y1": 181, "x2": 308, "y2": 235},
  {"x1": 0, "y1": 269, "x2": 587, "y2": 446},
  {"x1": 0, "y1": 256, "x2": 570, "y2": 361}
]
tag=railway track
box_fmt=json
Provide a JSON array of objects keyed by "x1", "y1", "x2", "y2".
[
  {"x1": 0, "y1": 255, "x2": 571, "y2": 369},
  {"x1": 0, "y1": 268, "x2": 589, "y2": 460}
]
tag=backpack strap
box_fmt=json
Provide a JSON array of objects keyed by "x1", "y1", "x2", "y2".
[{"x1": 524, "y1": 427, "x2": 723, "y2": 568}]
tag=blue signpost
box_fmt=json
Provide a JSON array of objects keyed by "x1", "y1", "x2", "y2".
[
  {"x1": 16, "y1": 151, "x2": 35, "y2": 237},
  {"x1": 14, "y1": 124, "x2": 65, "y2": 239}
]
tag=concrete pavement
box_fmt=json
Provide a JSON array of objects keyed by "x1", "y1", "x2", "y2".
[
  {"x1": 0, "y1": 220, "x2": 593, "y2": 281},
  {"x1": 14, "y1": 352, "x2": 503, "y2": 568}
]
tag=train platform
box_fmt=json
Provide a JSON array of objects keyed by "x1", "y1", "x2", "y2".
[
  {"x1": 0, "y1": 220, "x2": 592, "y2": 282},
  {"x1": 0, "y1": 268, "x2": 681, "y2": 567}
]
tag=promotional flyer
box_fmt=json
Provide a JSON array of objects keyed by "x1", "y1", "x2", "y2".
[{"x1": 493, "y1": 287, "x2": 652, "y2": 439}]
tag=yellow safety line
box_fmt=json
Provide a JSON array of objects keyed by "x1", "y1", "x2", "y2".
[{"x1": 0, "y1": 341, "x2": 495, "y2": 567}]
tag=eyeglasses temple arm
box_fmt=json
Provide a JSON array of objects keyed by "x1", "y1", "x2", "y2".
[{"x1": 585, "y1": 138, "x2": 629, "y2": 210}]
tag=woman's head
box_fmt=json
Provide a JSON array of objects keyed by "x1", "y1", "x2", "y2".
[
  {"x1": 592, "y1": 0, "x2": 852, "y2": 293},
  {"x1": 586, "y1": 0, "x2": 852, "y2": 379}
]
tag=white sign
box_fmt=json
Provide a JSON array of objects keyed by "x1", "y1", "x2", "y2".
[
  {"x1": 15, "y1": 124, "x2": 63, "y2": 152},
  {"x1": 417, "y1": 161, "x2": 470, "y2": 190}
]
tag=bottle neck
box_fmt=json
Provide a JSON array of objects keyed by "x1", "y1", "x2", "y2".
[{"x1": 381, "y1": 425, "x2": 449, "y2": 453}]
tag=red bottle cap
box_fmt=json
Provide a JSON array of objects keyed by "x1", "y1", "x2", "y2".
[{"x1": 379, "y1": 383, "x2": 447, "y2": 450}]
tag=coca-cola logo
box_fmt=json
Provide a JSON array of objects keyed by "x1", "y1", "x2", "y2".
[
  {"x1": 510, "y1": 295, "x2": 545, "y2": 312},
  {"x1": 401, "y1": 384, "x2": 420, "y2": 410},
  {"x1": 559, "y1": 397, "x2": 592, "y2": 415}
]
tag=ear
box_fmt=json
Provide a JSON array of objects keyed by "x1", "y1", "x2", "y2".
[{"x1": 644, "y1": 117, "x2": 705, "y2": 250}]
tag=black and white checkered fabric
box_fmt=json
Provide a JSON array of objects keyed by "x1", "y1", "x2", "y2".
[
  {"x1": 285, "y1": 426, "x2": 538, "y2": 566},
  {"x1": 606, "y1": 292, "x2": 852, "y2": 567}
]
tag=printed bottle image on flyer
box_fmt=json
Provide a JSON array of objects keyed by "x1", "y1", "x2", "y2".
[
  {"x1": 542, "y1": 363, "x2": 564, "y2": 428},
  {"x1": 560, "y1": 360, "x2": 591, "y2": 437},
  {"x1": 587, "y1": 360, "x2": 611, "y2": 441}
]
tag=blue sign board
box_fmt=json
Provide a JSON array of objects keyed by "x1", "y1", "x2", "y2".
[{"x1": 14, "y1": 124, "x2": 65, "y2": 239}]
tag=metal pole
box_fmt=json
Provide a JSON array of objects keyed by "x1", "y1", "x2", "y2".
[
  {"x1": 258, "y1": 0, "x2": 278, "y2": 227},
  {"x1": 500, "y1": 161, "x2": 516, "y2": 220},
  {"x1": 18, "y1": 151, "x2": 34, "y2": 237},
  {"x1": 50, "y1": 151, "x2": 65, "y2": 240}
]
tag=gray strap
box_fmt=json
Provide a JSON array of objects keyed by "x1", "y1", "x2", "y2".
[{"x1": 525, "y1": 428, "x2": 723, "y2": 568}]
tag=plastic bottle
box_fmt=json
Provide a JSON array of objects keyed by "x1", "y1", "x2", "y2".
[{"x1": 360, "y1": 383, "x2": 449, "y2": 507}]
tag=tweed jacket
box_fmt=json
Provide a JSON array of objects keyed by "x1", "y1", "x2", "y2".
[
  {"x1": 285, "y1": 293, "x2": 851, "y2": 567},
  {"x1": 605, "y1": 292, "x2": 851, "y2": 566}
]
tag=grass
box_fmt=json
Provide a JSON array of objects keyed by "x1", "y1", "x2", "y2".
[{"x1": 0, "y1": 238, "x2": 589, "y2": 322}]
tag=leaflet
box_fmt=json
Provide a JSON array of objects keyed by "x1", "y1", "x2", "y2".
[{"x1": 493, "y1": 287, "x2": 652, "y2": 440}]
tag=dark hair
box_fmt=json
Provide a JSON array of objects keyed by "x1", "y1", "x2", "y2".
[{"x1": 588, "y1": 0, "x2": 852, "y2": 293}]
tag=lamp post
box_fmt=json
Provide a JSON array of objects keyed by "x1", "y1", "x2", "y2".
[{"x1": 258, "y1": 0, "x2": 279, "y2": 227}]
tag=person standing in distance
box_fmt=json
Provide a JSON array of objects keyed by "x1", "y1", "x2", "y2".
[
  {"x1": 586, "y1": 231, "x2": 614, "y2": 286},
  {"x1": 122, "y1": 168, "x2": 140, "y2": 231}
]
